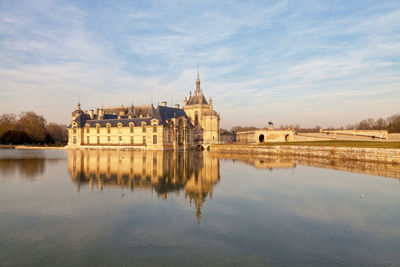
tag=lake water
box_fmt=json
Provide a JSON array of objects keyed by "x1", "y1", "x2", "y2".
[{"x1": 1, "y1": 149, "x2": 400, "y2": 266}]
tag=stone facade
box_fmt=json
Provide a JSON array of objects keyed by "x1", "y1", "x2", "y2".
[
  {"x1": 236, "y1": 127, "x2": 294, "y2": 143},
  {"x1": 210, "y1": 144, "x2": 400, "y2": 164},
  {"x1": 68, "y1": 103, "x2": 195, "y2": 150}
]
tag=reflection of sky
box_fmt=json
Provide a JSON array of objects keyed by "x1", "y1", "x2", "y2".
[{"x1": 1, "y1": 150, "x2": 400, "y2": 265}]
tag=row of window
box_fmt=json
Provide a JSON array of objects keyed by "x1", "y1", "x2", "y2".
[
  {"x1": 80, "y1": 135, "x2": 158, "y2": 145},
  {"x1": 78, "y1": 125, "x2": 159, "y2": 134}
]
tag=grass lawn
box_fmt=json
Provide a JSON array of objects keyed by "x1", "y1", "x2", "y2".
[{"x1": 261, "y1": 140, "x2": 400, "y2": 149}]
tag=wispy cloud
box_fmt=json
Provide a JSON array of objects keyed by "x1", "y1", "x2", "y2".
[{"x1": 0, "y1": 0, "x2": 399, "y2": 128}]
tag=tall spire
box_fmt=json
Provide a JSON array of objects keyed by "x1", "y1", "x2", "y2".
[{"x1": 195, "y1": 64, "x2": 200, "y2": 93}]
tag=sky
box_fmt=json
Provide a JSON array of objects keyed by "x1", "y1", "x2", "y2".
[{"x1": 0, "y1": 0, "x2": 399, "y2": 129}]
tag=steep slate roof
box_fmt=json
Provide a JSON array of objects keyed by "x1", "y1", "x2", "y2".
[
  {"x1": 156, "y1": 105, "x2": 191, "y2": 123},
  {"x1": 70, "y1": 104, "x2": 193, "y2": 128},
  {"x1": 187, "y1": 92, "x2": 208, "y2": 105}
]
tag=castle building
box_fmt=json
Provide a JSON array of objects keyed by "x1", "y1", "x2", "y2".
[{"x1": 67, "y1": 71, "x2": 220, "y2": 150}]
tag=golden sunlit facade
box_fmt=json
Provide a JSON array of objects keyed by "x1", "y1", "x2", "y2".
[{"x1": 67, "y1": 71, "x2": 220, "y2": 150}]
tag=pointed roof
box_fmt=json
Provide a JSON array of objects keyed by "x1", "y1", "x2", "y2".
[{"x1": 188, "y1": 69, "x2": 208, "y2": 105}]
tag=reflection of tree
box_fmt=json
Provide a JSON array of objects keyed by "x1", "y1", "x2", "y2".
[
  {"x1": 0, "y1": 159, "x2": 46, "y2": 179},
  {"x1": 67, "y1": 150, "x2": 220, "y2": 222}
]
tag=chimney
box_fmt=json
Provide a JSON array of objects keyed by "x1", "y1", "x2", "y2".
[
  {"x1": 161, "y1": 101, "x2": 167, "y2": 107},
  {"x1": 98, "y1": 109, "x2": 104, "y2": 120},
  {"x1": 89, "y1": 110, "x2": 94, "y2": 119},
  {"x1": 175, "y1": 104, "x2": 180, "y2": 109}
]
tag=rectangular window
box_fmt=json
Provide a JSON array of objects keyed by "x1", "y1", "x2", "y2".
[
  {"x1": 73, "y1": 127, "x2": 76, "y2": 134},
  {"x1": 107, "y1": 126, "x2": 110, "y2": 134},
  {"x1": 153, "y1": 135, "x2": 157, "y2": 144},
  {"x1": 108, "y1": 136, "x2": 110, "y2": 142},
  {"x1": 86, "y1": 126, "x2": 90, "y2": 133},
  {"x1": 73, "y1": 136, "x2": 76, "y2": 144},
  {"x1": 96, "y1": 126, "x2": 100, "y2": 134},
  {"x1": 153, "y1": 126, "x2": 157, "y2": 133},
  {"x1": 87, "y1": 136, "x2": 90, "y2": 144},
  {"x1": 142, "y1": 126, "x2": 146, "y2": 133},
  {"x1": 119, "y1": 136, "x2": 122, "y2": 143},
  {"x1": 131, "y1": 136, "x2": 134, "y2": 145},
  {"x1": 130, "y1": 125, "x2": 133, "y2": 133},
  {"x1": 143, "y1": 136, "x2": 146, "y2": 145},
  {"x1": 97, "y1": 136, "x2": 100, "y2": 144}
]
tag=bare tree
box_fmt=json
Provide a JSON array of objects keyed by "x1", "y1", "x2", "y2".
[
  {"x1": 0, "y1": 113, "x2": 17, "y2": 137},
  {"x1": 18, "y1": 111, "x2": 47, "y2": 142},
  {"x1": 46, "y1": 123, "x2": 68, "y2": 144},
  {"x1": 387, "y1": 114, "x2": 400, "y2": 133}
]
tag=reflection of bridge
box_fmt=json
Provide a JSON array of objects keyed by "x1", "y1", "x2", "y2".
[
  {"x1": 199, "y1": 142, "x2": 215, "y2": 151},
  {"x1": 67, "y1": 150, "x2": 220, "y2": 223}
]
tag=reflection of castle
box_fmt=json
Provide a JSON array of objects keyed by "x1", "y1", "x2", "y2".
[{"x1": 67, "y1": 150, "x2": 220, "y2": 222}]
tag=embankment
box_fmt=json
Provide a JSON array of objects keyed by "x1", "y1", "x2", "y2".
[
  {"x1": 210, "y1": 144, "x2": 400, "y2": 164},
  {"x1": 14, "y1": 145, "x2": 66, "y2": 150}
]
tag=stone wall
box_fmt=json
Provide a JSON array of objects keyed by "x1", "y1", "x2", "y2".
[
  {"x1": 236, "y1": 129, "x2": 294, "y2": 143},
  {"x1": 388, "y1": 133, "x2": 400, "y2": 141},
  {"x1": 210, "y1": 144, "x2": 400, "y2": 164},
  {"x1": 321, "y1": 129, "x2": 388, "y2": 139}
]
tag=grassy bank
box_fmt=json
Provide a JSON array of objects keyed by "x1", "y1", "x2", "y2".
[{"x1": 261, "y1": 140, "x2": 400, "y2": 149}]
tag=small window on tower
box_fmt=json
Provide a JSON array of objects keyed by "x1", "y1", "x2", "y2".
[{"x1": 194, "y1": 112, "x2": 199, "y2": 126}]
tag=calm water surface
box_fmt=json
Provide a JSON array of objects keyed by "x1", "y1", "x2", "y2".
[{"x1": 1, "y1": 149, "x2": 400, "y2": 266}]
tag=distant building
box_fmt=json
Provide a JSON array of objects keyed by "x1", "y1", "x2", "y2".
[
  {"x1": 67, "y1": 71, "x2": 220, "y2": 150},
  {"x1": 236, "y1": 127, "x2": 295, "y2": 143},
  {"x1": 219, "y1": 129, "x2": 236, "y2": 143}
]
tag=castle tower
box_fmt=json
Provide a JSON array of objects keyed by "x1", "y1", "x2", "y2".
[{"x1": 184, "y1": 69, "x2": 220, "y2": 144}]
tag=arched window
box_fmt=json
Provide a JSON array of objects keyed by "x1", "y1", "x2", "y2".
[{"x1": 194, "y1": 112, "x2": 199, "y2": 126}]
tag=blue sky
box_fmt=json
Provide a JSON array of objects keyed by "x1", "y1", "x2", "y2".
[{"x1": 0, "y1": 0, "x2": 399, "y2": 129}]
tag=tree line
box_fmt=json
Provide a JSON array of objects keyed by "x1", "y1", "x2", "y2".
[
  {"x1": 345, "y1": 114, "x2": 400, "y2": 132},
  {"x1": 0, "y1": 112, "x2": 67, "y2": 145}
]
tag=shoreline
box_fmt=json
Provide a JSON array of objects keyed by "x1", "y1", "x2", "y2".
[
  {"x1": 210, "y1": 144, "x2": 400, "y2": 165},
  {"x1": 0, "y1": 145, "x2": 67, "y2": 150}
]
